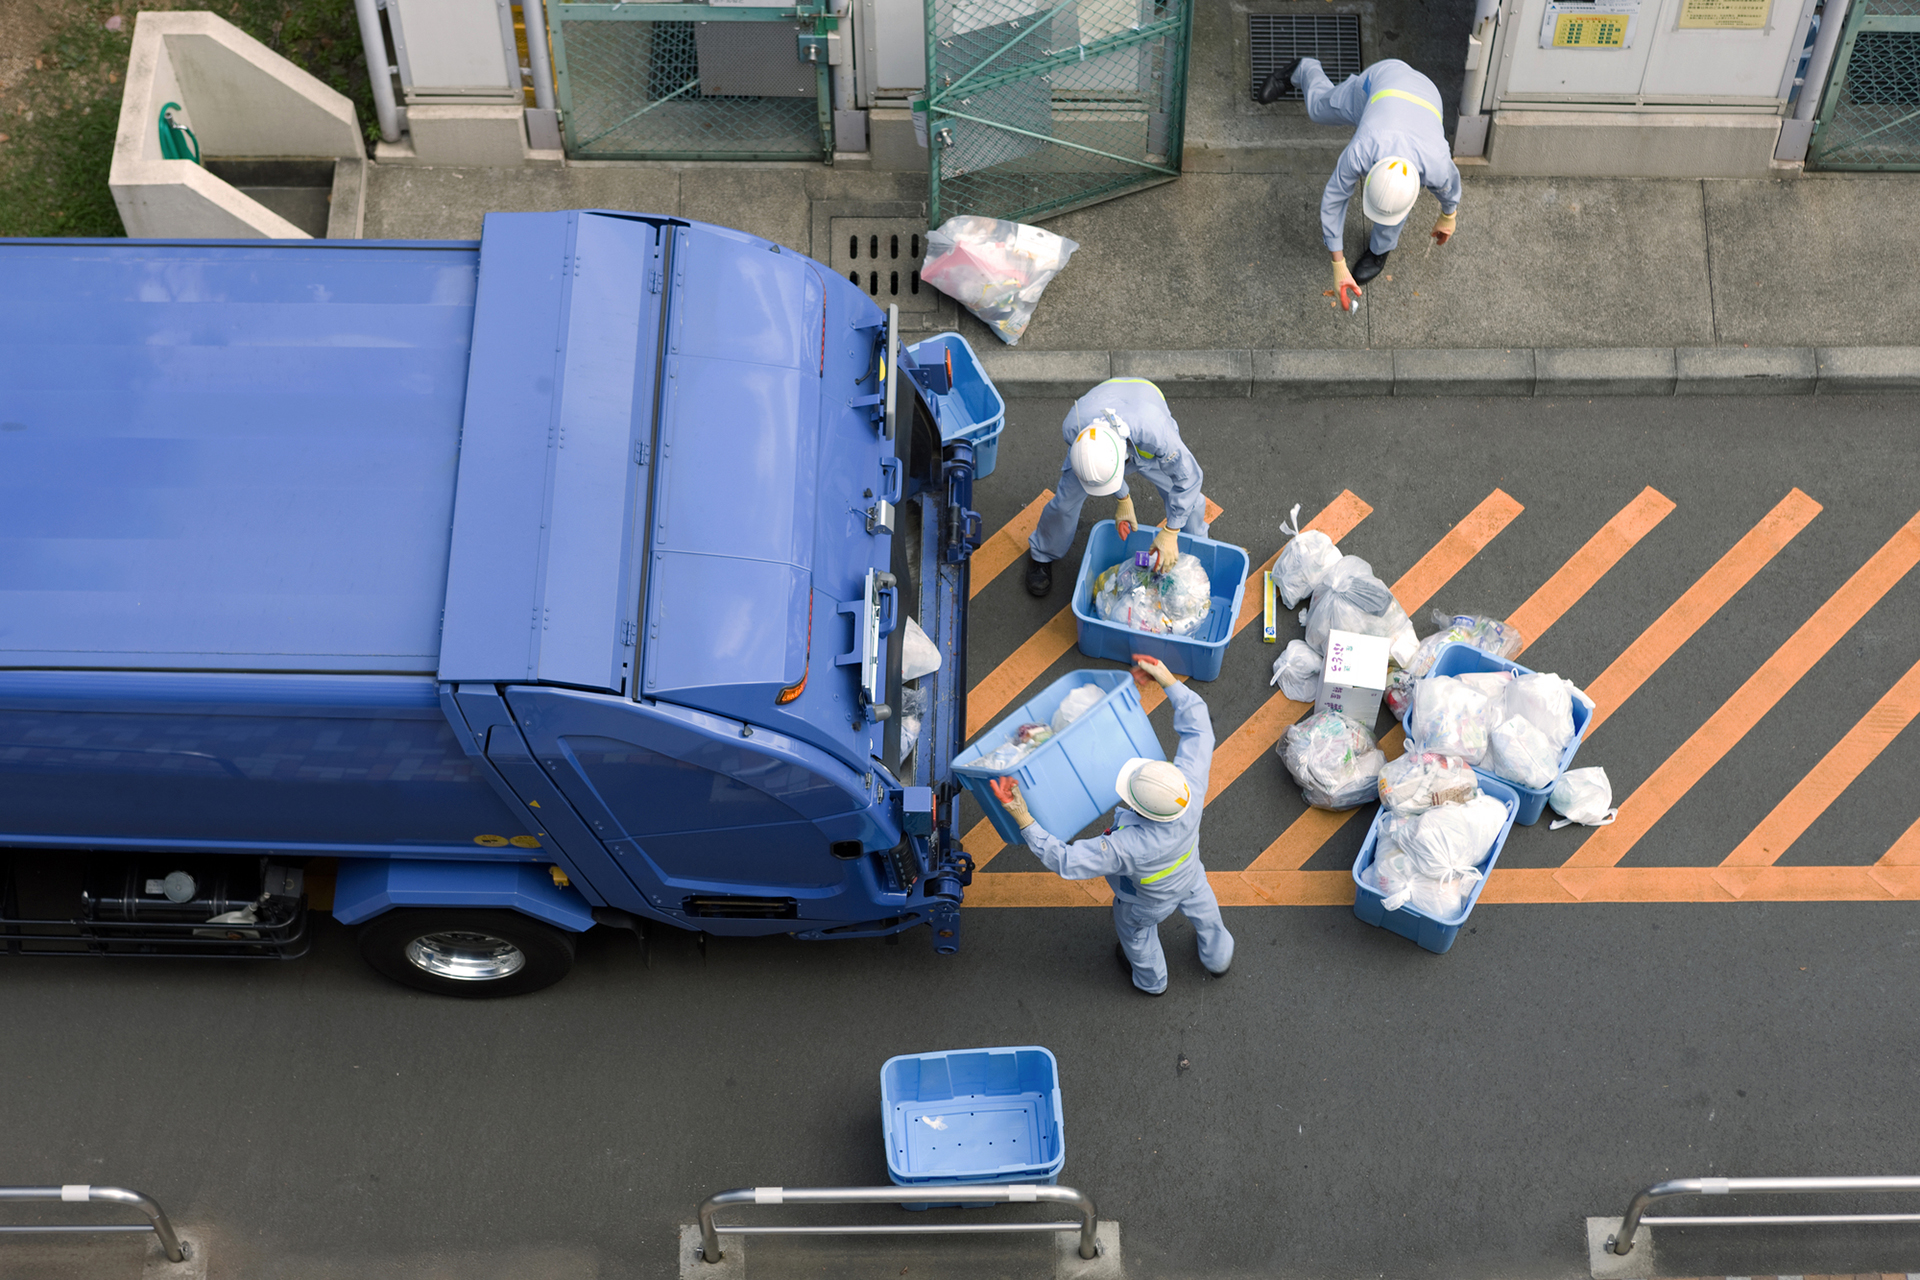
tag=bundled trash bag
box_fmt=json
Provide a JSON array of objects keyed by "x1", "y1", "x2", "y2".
[
  {"x1": 1455, "y1": 670, "x2": 1514, "y2": 705},
  {"x1": 901, "y1": 616, "x2": 942, "y2": 682},
  {"x1": 1487, "y1": 715, "x2": 1559, "y2": 789},
  {"x1": 1269, "y1": 639, "x2": 1323, "y2": 702},
  {"x1": 1549, "y1": 767, "x2": 1617, "y2": 829},
  {"x1": 1092, "y1": 557, "x2": 1213, "y2": 637},
  {"x1": 1503, "y1": 672, "x2": 1577, "y2": 753},
  {"x1": 1279, "y1": 711, "x2": 1385, "y2": 810},
  {"x1": 1301, "y1": 556, "x2": 1417, "y2": 666},
  {"x1": 1274, "y1": 503, "x2": 1341, "y2": 609},
  {"x1": 920, "y1": 216, "x2": 1079, "y2": 345},
  {"x1": 1377, "y1": 750, "x2": 1479, "y2": 815},
  {"x1": 1050, "y1": 683, "x2": 1105, "y2": 734},
  {"x1": 1407, "y1": 675, "x2": 1496, "y2": 764},
  {"x1": 1367, "y1": 795, "x2": 1503, "y2": 917},
  {"x1": 1404, "y1": 610, "x2": 1525, "y2": 678},
  {"x1": 898, "y1": 683, "x2": 929, "y2": 761},
  {"x1": 981, "y1": 721, "x2": 1054, "y2": 770}
]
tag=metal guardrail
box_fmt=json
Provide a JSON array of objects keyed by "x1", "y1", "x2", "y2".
[
  {"x1": 0, "y1": 1185, "x2": 189, "y2": 1263},
  {"x1": 1610, "y1": 1175, "x2": 1920, "y2": 1255},
  {"x1": 696, "y1": 1183, "x2": 1100, "y2": 1264}
]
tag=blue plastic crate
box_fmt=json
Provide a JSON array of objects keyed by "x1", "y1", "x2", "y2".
[
  {"x1": 1398, "y1": 642, "x2": 1592, "y2": 825},
  {"x1": 1070, "y1": 522, "x2": 1250, "y2": 682},
  {"x1": 1350, "y1": 775, "x2": 1520, "y2": 954},
  {"x1": 952, "y1": 669, "x2": 1164, "y2": 846},
  {"x1": 881, "y1": 1046, "x2": 1065, "y2": 1209},
  {"x1": 906, "y1": 333, "x2": 1005, "y2": 480}
]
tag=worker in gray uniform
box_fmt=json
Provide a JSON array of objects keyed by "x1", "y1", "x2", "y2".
[
  {"x1": 990, "y1": 656, "x2": 1233, "y2": 996},
  {"x1": 1024, "y1": 378, "x2": 1209, "y2": 598},
  {"x1": 1257, "y1": 57, "x2": 1462, "y2": 310}
]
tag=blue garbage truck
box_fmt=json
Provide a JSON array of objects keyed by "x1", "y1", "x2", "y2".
[{"x1": 0, "y1": 211, "x2": 988, "y2": 995}]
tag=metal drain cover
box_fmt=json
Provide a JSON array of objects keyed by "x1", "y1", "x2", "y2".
[
  {"x1": 1248, "y1": 14, "x2": 1362, "y2": 102},
  {"x1": 828, "y1": 218, "x2": 939, "y2": 314}
]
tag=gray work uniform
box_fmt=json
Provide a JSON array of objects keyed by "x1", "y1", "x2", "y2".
[
  {"x1": 1027, "y1": 378, "x2": 1209, "y2": 566},
  {"x1": 1297, "y1": 57, "x2": 1462, "y2": 257},
  {"x1": 1016, "y1": 682, "x2": 1234, "y2": 994}
]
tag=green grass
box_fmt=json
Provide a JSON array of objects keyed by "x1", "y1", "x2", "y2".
[{"x1": 0, "y1": 0, "x2": 378, "y2": 237}]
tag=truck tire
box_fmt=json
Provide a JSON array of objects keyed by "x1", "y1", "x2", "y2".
[{"x1": 356, "y1": 909, "x2": 577, "y2": 998}]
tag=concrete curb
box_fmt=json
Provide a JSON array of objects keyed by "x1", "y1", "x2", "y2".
[{"x1": 969, "y1": 345, "x2": 1920, "y2": 397}]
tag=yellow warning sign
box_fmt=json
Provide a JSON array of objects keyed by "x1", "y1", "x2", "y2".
[
  {"x1": 1552, "y1": 11, "x2": 1631, "y2": 44},
  {"x1": 1678, "y1": 0, "x2": 1771, "y2": 27}
]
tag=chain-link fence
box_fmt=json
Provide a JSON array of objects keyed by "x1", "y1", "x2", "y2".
[
  {"x1": 923, "y1": 0, "x2": 1192, "y2": 226},
  {"x1": 1808, "y1": 0, "x2": 1920, "y2": 169},
  {"x1": 550, "y1": 3, "x2": 830, "y2": 160}
]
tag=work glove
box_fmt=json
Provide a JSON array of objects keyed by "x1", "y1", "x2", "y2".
[
  {"x1": 1151, "y1": 525, "x2": 1180, "y2": 571},
  {"x1": 1331, "y1": 257, "x2": 1361, "y2": 311},
  {"x1": 1114, "y1": 493, "x2": 1137, "y2": 542},
  {"x1": 1431, "y1": 211, "x2": 1457, "y2": 246},
  {"x1": 1132, "y1": 654, "x2": 1177, "y2": 691},
  {"x1": 989, "y1": 776, "x2": 1034, "y2": 829}
]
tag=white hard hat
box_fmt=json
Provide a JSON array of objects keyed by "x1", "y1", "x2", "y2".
[
  {"x1": 1068, "y1": 412, "x2": 1129, "y2": 497},
  {"x1": 1114, "y1": 757, "x2": 1191, "y2": 824},
  {"x1": 1361, "y1": 156, "x2": 1420, "y2": 226}
]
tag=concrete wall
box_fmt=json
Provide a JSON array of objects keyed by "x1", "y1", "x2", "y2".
[
  {"x1": 1486, "y1": 110, "x2": 1783, "y2": 179},
  {"x1": 111, "y1": 11, "x2": 362, "y2": 238}
]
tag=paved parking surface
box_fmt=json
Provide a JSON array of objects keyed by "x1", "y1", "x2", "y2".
[{"x1": 2, "y1": 394, "x2": 1918, "y2": 1280}]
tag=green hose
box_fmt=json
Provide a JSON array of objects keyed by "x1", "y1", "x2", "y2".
[{"x1": 158, "y1": 102, "x2": 200, "y2": 164}]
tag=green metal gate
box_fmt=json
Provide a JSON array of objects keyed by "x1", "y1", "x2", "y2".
[
  {"x1": 549, "y1": 2, "x2": 835, "y2": 160},
  {"x1": 1808, "y1": 0, "x2": 1920, "y2": 169},
  {"x1": 920, "y1": 0, "x2": 1193, "y2": 226}
]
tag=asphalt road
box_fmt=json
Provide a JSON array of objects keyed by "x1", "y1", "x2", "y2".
[{"x1": 3, "y1": 393, "x2": 1919, "y2": 1280}]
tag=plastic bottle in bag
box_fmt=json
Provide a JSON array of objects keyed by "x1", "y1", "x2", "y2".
[
  {"x1": 919, "y1": 216, "x2": 1080, "y2": 346},
  {"x1": 1093, "y1": 559, "x2": 1213, "y2": 637},
  {"x1": 1407, "y1": 675, "x2": 1495, "y2": 763},
  {"x1": 1377, "y1": 750, "x2": 1480, "y2": 815},
  {"x1": 1279, "y1": 710, "x2": 1386, "y2": 810}
]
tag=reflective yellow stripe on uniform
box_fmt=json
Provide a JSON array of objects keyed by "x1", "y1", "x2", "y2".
[
  {"x1": 1140, "y1": 846, "x2": 1194, "y2": 885},
  {"x1": 1106, "y1": 377, "x2": 1167, "y2": 401},
  {"x1": 1369, "y1": 88, "x2": 1442, "y2": 120}
]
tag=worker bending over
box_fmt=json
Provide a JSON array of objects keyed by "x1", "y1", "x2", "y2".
[
  {"x1": 991, "y1": 657, "x2": 1233, "y2": 996},
  {"x1": 1025, "y1": 377, "x2": 1208, "y2": 598},
  {"x1": 1258, "y1": 57, "x2": 1461, "y2": 310}
]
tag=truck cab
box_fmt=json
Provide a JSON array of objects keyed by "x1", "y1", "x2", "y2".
[{"x1": 0, "y1": 211, "x2": 983, "y2": 994}]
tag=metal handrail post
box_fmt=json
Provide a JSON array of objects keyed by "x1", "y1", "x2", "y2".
[
  {"x1": 1611, "y1": 1175, "x2": 1920, "y2": 1255},
  {"x1": 697, "y1": 1183, "x2": 1100, "y2": 1264},
  {"x1": 0, "y1": 1185, "x2": 187, "y2": 1263}
]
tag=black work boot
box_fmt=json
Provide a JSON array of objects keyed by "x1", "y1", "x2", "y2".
[
  {"x1": 1024, "y1": 556, "x2": 1053, "y2": 598},
  {"x1": 1256, "y1": 57, "x2": 1302, "y2": 104},
  {"x1": 1352, "y1": 246, "x2": 1391, "y2": 283}
]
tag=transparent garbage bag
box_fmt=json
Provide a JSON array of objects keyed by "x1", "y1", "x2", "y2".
[
  {"x1": 1269, "y1": 639, "x2": 1323, "y2": 702},
  {"x1": 1503, "y1": 672, "x2": 1576, "y2": 754},
  {"x1": 1385, "y1": 668, "x2": 1416, "y2": 719},
  {"x1": 1377, "y1": 750, "x2": 1479, "y2": 816},
  {"x1": 1051, "y1": 683, "x2": 1105, "y2": 734},
  {"x1": 980, "y1": 722, "x2": 1054, "y2": 771},
  {"x1": 901, "y1": 616, "x2": 942, "y2": 682},
  {"x1": 1279, "y1": 710, "x2": 1385, "y2": 810},
  {"x1": 1487, "y1": 715, "x2": 1559, "y2": 790},
  {"x1": 1274, "y1": 503, "x2": 1341, "y2": 609},
  {"x1": 1549, "y1": 767, "x2": 1617, "y2": 829},
  {"x1": 898, "y1": 683, "x2": 929, "y2": 762},
  {"x1": 1302, "y1": 555, "x2": 1417, "y2": 666},
  {"x1": 1092, "y1": 557, "x2": 1213, "y2": 637},
  {"x1": 1400, "y1": 793, "x2": 1507, "y2": 887},
  {"x1": 1404, "y1": 610, "x2": 1526, "y2": 678},
  {"x1": 920, "y1": 216, "x2": 1080, "y2": 346},
  {"x1": 1407, "y1": 675, "x2": 1495, "y2": 764}
]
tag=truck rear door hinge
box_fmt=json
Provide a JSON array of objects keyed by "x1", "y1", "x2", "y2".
[
  {"x1": 648, "y1": 268, "x2": 663, "y2": 294},
  {"x1": 633, "y1": 441, "x2": 651, "y2": 466},
  {"x1": 620, "y1": 620, "x2": 638, "y2": 646}
]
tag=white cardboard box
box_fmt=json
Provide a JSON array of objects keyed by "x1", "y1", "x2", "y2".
[{"x1": 1316, "y1": 629, "x2": 1391, "y2": 726}]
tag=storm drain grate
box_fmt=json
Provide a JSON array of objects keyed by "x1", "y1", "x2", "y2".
[
  {"x1": 827, "y1": 218, "x2": 939, "y2": 313},
  {"x1": 1248, "y1": 14, "x2": 1362, "y2": 102}
]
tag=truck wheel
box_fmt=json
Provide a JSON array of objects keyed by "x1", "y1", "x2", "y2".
[{"x1": 356, "y1": 909, "x2": 577, "y2": 998}]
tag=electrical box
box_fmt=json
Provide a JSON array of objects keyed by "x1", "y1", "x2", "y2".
[{"x1": 387, "y1": 0, "x2": 522, "y2": 103}]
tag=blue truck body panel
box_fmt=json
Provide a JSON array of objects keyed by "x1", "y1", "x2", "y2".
[
  {"x1": 0, "y1": 214, "x2": 981, "y2": 953},
  {"x1": 0, "y1": 240, "x2": 478, "y2": 673}
]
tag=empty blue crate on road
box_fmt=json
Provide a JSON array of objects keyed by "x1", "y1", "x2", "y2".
[
  {"x1": 1071, "y1": 521, "x2": 1250, "y2": 681},
  {"x1": 881, "y1": 1045, "x2": 1065, "y2": 1210},
  {"x1": 953, "y1": 669, "x2": 1164, "y2": 845},
  {"x1": 904, "y1": 333, "x2": 1005, "y2": 479}
]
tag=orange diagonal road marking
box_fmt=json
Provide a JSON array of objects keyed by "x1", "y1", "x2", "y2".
[
  {"x1": 1243, "y1": 489, "x2": 1665, "y2": 874},
  {"x1": 964, "y1": 490, "x2": 1368, "y2": 868},
  {"x1": 1716, "y1": 654, "x2": 1920, "y2": 893},
  {"x1": 1560, "y1": 507, "x2": 1920, "y2": 894},
  {"x1": 969, "y1": 491, "x2": 1054, "y2": 598}
]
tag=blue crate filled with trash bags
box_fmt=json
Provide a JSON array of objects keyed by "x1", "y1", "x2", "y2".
[
  {"x1": 1398, "y1": 642, "x2": 1593, "y2": 826},
  {"x1": 1351, "y1": 773, "x2": 1520, "y2": 954},
  {"x1": 1070, "y1": 522, "x2": 1249, "y2": 681},
  {"x1": 881, "y1": 1045, "x2": 1066, "y2": 1210},
  {"x1": 904, "y1": 332, "x2": 1005, "y2": 480},
  {"x1": 953, "y1": 669, "x2": 1164, "y2": 845}
]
